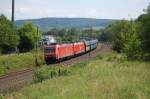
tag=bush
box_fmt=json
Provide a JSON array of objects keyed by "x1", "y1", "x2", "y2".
[
  {"x1": 34, "y1": 66, "x2": 71, "y2": 82},
  {"x1": 123, "y1": 39, "x2": 142, "y2": 60},
  {"x1": 35, "y1": 66, "x2": 53, "y2": 82}
]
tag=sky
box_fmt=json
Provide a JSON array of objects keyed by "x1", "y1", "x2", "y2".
[{"x1": 0, "y1": 0, "x2": 149, "y2": 20}]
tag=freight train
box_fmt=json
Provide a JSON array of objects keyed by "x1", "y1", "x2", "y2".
[{"x1": 44, "y1": 39, "x2": 98, "y2": 63}]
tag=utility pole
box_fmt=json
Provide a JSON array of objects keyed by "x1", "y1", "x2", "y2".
[
  {"x1": 12, "y1": 0, "x2": 15, "y2": 23},
  {"x1": 12, "y1": 0, "x2": 19, "y2": 53}
]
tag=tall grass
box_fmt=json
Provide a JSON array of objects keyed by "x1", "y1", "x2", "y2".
[
  {"x1": 2, "y1": 52, "x2": 150, "y2": 99},
  {"x1": 0, "y1": 51, "x2": 44, "y2": 75}
]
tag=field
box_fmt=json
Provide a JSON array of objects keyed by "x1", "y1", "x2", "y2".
[
  {"x1": 1, "y1": 52, "x2": 150, "y2": 99},
  {"x1": 0, "y1": 50, "x2": 44, "y2": 76}
]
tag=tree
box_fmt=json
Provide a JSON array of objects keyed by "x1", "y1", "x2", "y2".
[
  {"x1": 123, "y1": 22, "x2": 142, "y2": 59},
  {"x1": 0, "y1": 15, "x2": 19, "y2": 54},
  {"x1": 111, "y1": 20, "x2": 129, "y2": 52},
  {"x1": 110, "y1": 20, "x2": 141, "y2": 53},
  {"x1": 83, "y1": 28, "x2": 94, "y2": 38},
  {"x1": 137, "y1": 3, "x2": 150, "y2": 53},
  {"x1": 18, "y1": 23, "x2": 41, "y2": 52},
  {"x1": 98, "y1": 27, "x2": 114, "y2": 42}
]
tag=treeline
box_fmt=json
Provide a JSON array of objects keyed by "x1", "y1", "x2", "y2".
[
  {"x1": 0, "y1": 14, "x2": 111, "y2": 54},
  {"x1": 45, "y1": 28, "x2": 82, "y2": 42},
  {"x1": 0, "y1": 15, "x2": 41, "y2": 54},
  {"x1": 44, "y1": 27, "x2": 113, "y2": 42},
  {"x1": 109, "y1": 4, "x2": 150, "y2": 60}
]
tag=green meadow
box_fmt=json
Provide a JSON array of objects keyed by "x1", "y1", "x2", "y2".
[{"x1": 2, "y1": 52, "x2": 150, "y2": 99}]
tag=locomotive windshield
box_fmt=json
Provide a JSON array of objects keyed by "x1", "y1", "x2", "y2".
[{"x1": 45, "y1": 47, "x2": 55, "y2": 53}]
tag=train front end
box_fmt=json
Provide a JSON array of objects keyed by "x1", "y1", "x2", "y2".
[{"x1": 44, "y1": 45, "x2": 57, "y2": 63}]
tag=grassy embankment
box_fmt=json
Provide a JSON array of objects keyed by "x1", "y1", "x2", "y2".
[
  {"x1": 2, "y1": 52, "x2": 150, "y2": 99},
  {"x1": 0, "y1": 50, "x2": 44, "y2": 76}
]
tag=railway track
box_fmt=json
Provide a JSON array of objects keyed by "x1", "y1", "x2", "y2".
[
  {"x1": 0, "y1": 68, "x2": 34, "y2": 93},
  {"x1": 0, "y1": 43, "x2": 111, "y2": 93}
]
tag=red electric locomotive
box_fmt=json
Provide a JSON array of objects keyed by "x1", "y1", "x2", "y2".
[{"x1": 44, "y1": 43, "x2": 74, "y2": 63}]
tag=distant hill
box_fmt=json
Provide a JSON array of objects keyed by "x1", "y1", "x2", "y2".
[{"x1": 16, "y1": 17, "x2": 117, "y2": 31}]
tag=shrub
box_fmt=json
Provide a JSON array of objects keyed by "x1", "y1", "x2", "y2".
[
  {"x1": 34, "y1": 66, "x2": 52, "y2": 82},
  {"x1": 34, "y1": 66, "x2": 71, "y2": 82},
  {"x1": 123, "y1": 39, "x2": 142, "y2": 60}
]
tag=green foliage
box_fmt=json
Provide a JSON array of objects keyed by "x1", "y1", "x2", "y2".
[
  {"x1": 45, "y1": 27, "x2": 114, "y2": 42},
  {"x1": 95, "y1": 54, "x2": 104, "y2": 60},
  {"x1": 105, "y1": 3, "x2": 150, "y2": 60},
  {"x1": 98, "y1": 27, "x2": 114, "y2": 42},
  {"x1": 46, "y1": 28, "x2": 82, "y2": 42},
  {"x1": 123, "y1": 38, "x2": 142, "y2": 60},
  {"x1": 35, "y1": 61, "x2": 89, "y2": 82},
  {"x1": 143, "y1": 53, "x2": 150, "y2": 61},
  {"x1": 0, "y1": 15, "x2": 19, "y2": 54},
  {"x1": 64, "y1": 28, "x2": 81, "y2": 42},
  {"x1": 106, "y1": 3, "x2": 150, "y2": 60},
  {"x1": 35, "y1": 66, "x2": 54, "y2": 82},
  {"x1": 18, "y1": 23, "x2": 41, "y2": 52},
  {"x1": 72, "y1": 61, "x2": 89, "y2": 68},
  {"x1": 137, "y1": 4, "x2": 150, "y2": 53},
  {"x1": 146, "y1": 3, "x2": 150, "y2": 14},
  {"x1": 34, "y1": 66, "x2": 71, "y2": 82},
  {"x1": 103, "y1": 52, "x2": 123, "y2": 62},
  {"x1": 3, "y1": 52, "x2": 150, "y2": 99},
  {"x1": 82, "y1": 28, "x2": 94, "y2": 38},
  {"x1": 0, "y1": 51, "x2": 44, "y2": 76},
  {"x1": 111, "y1": 20, "x2": 139, "y2": 53},
  {"x1": 109, "y1": 19, "x2": 145, "y2": 60},
  {"x1": 122, "y1": 21, "x2": 142, "y2": 59}
]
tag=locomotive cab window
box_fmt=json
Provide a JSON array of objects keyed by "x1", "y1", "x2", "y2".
[{"x1": 45, "y1": 47, "x2": 55, "y2": 52}]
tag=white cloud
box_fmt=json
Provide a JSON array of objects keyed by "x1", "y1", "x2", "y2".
[
  {"x1": 18, "y1": 7, "x2": 31, "y2": 13},
  {"x1": 87, "y1": 9, "x2": 99, "y2": 18}
]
